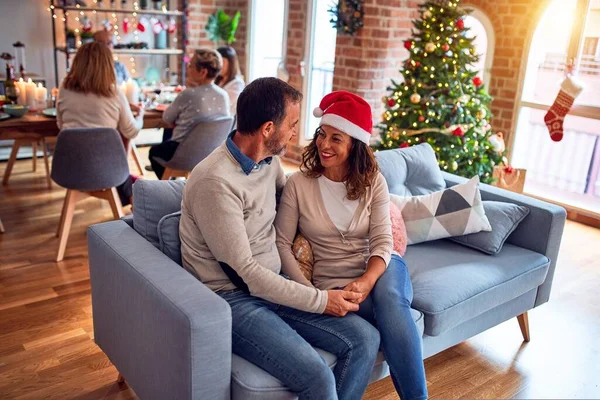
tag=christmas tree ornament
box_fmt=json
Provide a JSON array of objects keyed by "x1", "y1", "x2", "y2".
[
  {"x1": 410, "y1": 93, "x2": 421, "y2": 104},
  {"x1": 418, "y1": 115, "x2": 425, "y2": 122},
  {"x1": 452, "y1": 160, "x2": 458, "y2": 171},
  {"x1": 473, "y1": 76, "x2": 483, "y2": 87},
  {"x1": 425, "y1": 42, "x2": 436, "y2": 53},
  {"x1": 456, "y1": 18, "x2": 464, "y2": 29},
  {"x1": 476, "y1": 109, "x2": 486, "y2": 119},
  {"x1": 399, "y1": 142, "x2": 410, "y2": 148},
  {"x1": 404, "y1": 40, "x2": 413, "y2": 50},
  {"x1": 382, "y1": 96, "x2": 388, "y2": 104},
  {"x1": 489, "y1": 133, "x2": 506, "y2": 153},
  {"x1": 442, "y1": 43, "x2": 450, "y2": 52},
  {"x1": 544, "y1": 75, "x2": 584, "y2": 142},
  {"x1": 387, "y1": 98, "x2": 396, "y2": 108},
  {"x1": 452, "y1": 126, "x2": 465, "y2": 136},
  {"x1": 423, "y1": 9, "x2": 432, "y2": 19}
]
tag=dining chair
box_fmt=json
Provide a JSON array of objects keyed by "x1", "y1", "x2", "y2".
[
  {"x1": 152, "y1": 116, "x2": 233, "y2": 180},
  {"x1": 51, "y1": 127, "x2": 130, "y2": 262}
]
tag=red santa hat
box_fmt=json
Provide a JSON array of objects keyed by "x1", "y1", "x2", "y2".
[{"x1": 313, "y1": 91, "x2": 372, "y2": 144}]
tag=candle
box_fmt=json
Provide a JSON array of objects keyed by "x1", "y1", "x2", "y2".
[
  {"x1": 16, "y1": 78, "x2": 27, "y2": 105},
  {"x1": 36, "y1": 83, "x2": 47, "y2": 110},
  {"x1": 25, "y1": 78, "x2": 37, "y2": 110},
  {"x1": 125, "y1": 79, "x2": 139, "y2": 104}
]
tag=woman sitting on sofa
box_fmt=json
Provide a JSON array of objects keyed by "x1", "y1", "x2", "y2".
[{"x1": 275, "y1": 91, "x2": 428, "y2": 400}]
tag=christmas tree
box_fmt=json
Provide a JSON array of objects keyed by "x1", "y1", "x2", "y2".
[{"x1": 375, "y1": 0, "x2": 504, "y2": 183}]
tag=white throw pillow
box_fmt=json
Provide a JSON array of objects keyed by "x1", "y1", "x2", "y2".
[{"x1": 390, "y1": 176, "x2": 491, "y2": 245}]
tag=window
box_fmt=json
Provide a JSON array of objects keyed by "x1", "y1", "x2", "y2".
[
  {"x1": 463, "y1": 9, "x2": 494, "y2": 87},
  {"x1": 247, "y1": 0, "x2": 287, "y2": 82},
  {"x1": 511, "y1": 0, "x2": 600, "y2": 215}
]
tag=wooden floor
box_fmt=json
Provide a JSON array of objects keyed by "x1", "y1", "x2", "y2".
[{"x1": 1, "y1": 147, "x2": 599, "y2": 399}]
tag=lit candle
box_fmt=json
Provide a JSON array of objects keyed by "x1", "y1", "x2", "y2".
[
  {"x1": 16, "y1": 78, "x2": 27, "y2": 105},
  {"x1": 25, "y1": 78, "x2": 37, "y2": 110},
  {"x1": 36, "y1": 83, "x2": 47, "y2": 110}
]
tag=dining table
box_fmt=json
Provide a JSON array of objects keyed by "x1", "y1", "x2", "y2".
[{"x1": 0, "y1": 109, "x2": 166, "y2": 140}]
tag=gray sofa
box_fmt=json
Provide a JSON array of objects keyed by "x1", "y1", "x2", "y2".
[{"x1": 88, "y1": 143, "x2": 566, "y2": 399}]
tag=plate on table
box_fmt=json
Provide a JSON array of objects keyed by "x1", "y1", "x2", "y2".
[
  {"x1": 0, "y1": 113, "x2": 10, "y2": 121},
  {"x1": 42, "y1": 108, "x2": 57, "y2": 117},
  {"x1": 153, "y1": 103, "x2": 168, "y2": 112}
]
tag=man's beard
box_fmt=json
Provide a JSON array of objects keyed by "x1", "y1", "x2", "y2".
[{"x1": 266, "y1": 127, "x2": 287, "y2": 157}]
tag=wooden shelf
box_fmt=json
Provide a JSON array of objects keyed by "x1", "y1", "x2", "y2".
[
  {"x1": 56, "y1": 47, "x2": 183, "y2": 55},
  {"x1": 60, "y1": 6, "x2": 184, "y2": 16}
]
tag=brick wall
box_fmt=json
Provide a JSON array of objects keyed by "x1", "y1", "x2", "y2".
[{"x1": 185, "y1": 0, "x2": 248, "y2": 77}]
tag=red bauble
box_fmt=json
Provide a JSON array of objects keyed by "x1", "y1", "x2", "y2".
[
  {"x1": 387, "y1": 98, "x2": 396, "y2": 108},
  {"x1": 473, "y1": 77, "x2": 483, "y2": 87},
  {"x1": 452, "y1": 126, "x2": 465, "y2": 137},
  {"x1": 456, "y1": 19, "x2": 464, "y2": 29},
  {"x1": 415, "y1": 61, "x2": 421, "y2": 67},
  {"x1": 442, "y1": 43, "x2": 450, "y2": 52},
  {"x1": 418, "y1": 115, "x2": 425, "y2": 122},
  {"x1": 403, "y1": 40, "x2": 413, "y2": 50},
  {"x1": 399, "y1": 142, "x2": 410, "y2": 148}
]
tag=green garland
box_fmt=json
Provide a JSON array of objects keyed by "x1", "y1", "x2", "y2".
[{"x1": 329, "y1": 0, "x2": 364, "y2": 35}]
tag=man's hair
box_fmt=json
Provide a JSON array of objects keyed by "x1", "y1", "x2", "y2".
[{"x1": 236, "y1": 77, "x2": 302, "y2": 135}]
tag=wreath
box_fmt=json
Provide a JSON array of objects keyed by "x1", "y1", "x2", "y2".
[{"x1": 328, "y1": 0, "x2": 364, "y2": 35}]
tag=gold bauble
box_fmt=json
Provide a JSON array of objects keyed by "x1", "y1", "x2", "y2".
[
  {"x1": 410, "y1": 93, "x2": 421, "y2": 104},
  {"x1": 476, "y1": 109, "x2": 486, "y2": 119},
  {"x1": 425, "y1": 42, "x2": 436, "y2": 53}
]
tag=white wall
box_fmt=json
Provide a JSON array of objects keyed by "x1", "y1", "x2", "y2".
[{"x1": 0, "y1": 0, "x2": 64, "y2": 88}]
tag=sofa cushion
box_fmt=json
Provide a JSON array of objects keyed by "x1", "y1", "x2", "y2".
[
  {"x1": 132, "y1": 179, "x2": 185, "y2": 248},
  {"x1": 158, "y1": 211, "x2": 183, "y2": 265},
  {"x1": 375, "y1": 143, "x2": 445, "y2": 196},
  {"x1": 230, "y1": 311, "x2": 424, "y2": 399},
  {"x1": 450, "y1": 201, "x2": 530, "y2": 255},
  {"x1": 390, "y1": 176, "x2": 491, "y2": 245},
  {"x1": 403, "y1": 240, "x2": 549, "y2": 336}
]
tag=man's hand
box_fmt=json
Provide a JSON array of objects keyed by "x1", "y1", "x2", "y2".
[
  {"x1": 324, "y1": 290, "x2": 361, "y2": 317},
  {"x1": 344, "y1": 277, "x2": 376, "y2": 304}
]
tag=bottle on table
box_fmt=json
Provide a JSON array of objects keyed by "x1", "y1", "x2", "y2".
[{"x1": 4, "y1": 63, "x2": 18, "y2": 104}]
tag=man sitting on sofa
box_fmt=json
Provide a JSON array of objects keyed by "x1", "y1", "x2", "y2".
[{"x1": 179, "y1": 77, "x2": 380, "y2": 399}]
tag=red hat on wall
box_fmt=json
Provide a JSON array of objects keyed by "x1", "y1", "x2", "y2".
[{"x1": 313, "y1": 91, "x2": 373, "y2": 144}]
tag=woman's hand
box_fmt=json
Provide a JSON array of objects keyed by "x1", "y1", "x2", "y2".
[
  {"x1": 344, "y1": 276, "x2": 376, "y2": 304},
  {"x1": 129, "y1": 103, "x2": 144, "y2": 116}
]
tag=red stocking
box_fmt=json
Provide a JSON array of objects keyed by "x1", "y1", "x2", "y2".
[{"x1": 544, "y1": 75, "x2": 583, "y2": 142}]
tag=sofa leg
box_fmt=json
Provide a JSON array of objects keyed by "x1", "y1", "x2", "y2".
[
  {"x1": 117, "y1": 373, "x2": 125, "y2": 384},
  {"x1": 517, "y1": 312, "x2": 530, "y2": 342}
]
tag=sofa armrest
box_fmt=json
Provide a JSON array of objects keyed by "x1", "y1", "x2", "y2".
[
  {"x1": 88, "y1": 220, "x2": 232, "y2": 400},
  {"x1": 442, "y1": 172, "x2": 567, "y2": 307}
]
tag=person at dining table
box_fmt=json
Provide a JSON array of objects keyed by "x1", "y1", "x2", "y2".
[
  {"x1": 148, "y1": 48, "x2": 230, "y2": 179},
  {"x1": 93, "y1": 30, "x2": 131, "y2": 85},
  {"x1": 56, "y1": 41, "x2": 144, "y2": 206},
  {"x1": 215, "y1": 46, "x2": 245, "y2": 116}
]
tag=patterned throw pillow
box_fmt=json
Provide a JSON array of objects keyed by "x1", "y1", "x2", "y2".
[
  {"x1": 292, "y1": 233, "x2": 314, "y2": 281},
  {"x1": 389, "y1": 200, "x2": 407, "y2": 256},
  {"x1": 390, "y1": 176, "x2": 491, "y2": 245}
]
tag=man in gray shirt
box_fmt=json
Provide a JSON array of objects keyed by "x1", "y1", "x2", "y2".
[{"x1": 179, "y1": 77, "x2": 380, "y2": 399}]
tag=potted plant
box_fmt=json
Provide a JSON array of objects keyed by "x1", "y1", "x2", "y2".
[
  {"x1": 205, "y1": 9, "x2": 241, "y2": 46},
  {"x1": 80, "y1": 31, "x2": 94, "y2": 44},
  {"x1": 66, "y1": 30, "x2": 77, "y2": 49}
]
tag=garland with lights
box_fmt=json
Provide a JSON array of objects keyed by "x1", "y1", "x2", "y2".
[
  {"x1": 328, "y1": 0, "x2": 364, "y2": 35},
  {"x1": 373, "y1": 0, "x2": 504, "y2": 183}
]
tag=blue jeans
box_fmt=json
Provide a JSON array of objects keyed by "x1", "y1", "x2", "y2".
[
  {"x1": 218, "y1": 290, "x2": 380, "y2": 400},
  {"x1": 355, "y1": 255, "x2": 428, "y2": 400}
]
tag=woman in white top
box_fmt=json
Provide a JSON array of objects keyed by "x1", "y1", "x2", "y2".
[
  {"x1": 216, "y1": 46, "x2": 245, "y2": 116},
  {"x1": 57, "y1": 41, "x2": 144, "y2": 205}
]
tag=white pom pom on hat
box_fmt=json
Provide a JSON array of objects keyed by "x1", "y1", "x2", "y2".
[{"x1": 313, "y1": 107, "x2": 324, "y2": 118}]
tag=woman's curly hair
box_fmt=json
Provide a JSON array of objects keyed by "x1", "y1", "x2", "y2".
[{"x1": 300, "y1": 127, "x2": 379, "y2": 201}]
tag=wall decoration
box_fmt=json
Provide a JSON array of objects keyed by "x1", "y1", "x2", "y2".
[{"x1": 329, "y1": 0, "x2": 364, "y2": 35}]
